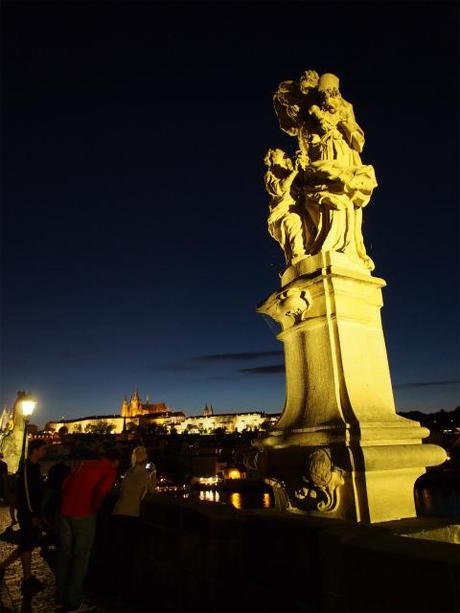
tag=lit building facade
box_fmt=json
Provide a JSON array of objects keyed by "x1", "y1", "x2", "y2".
[
  {"x1": 45, "y1": 391, "x2": 280, "y2": 435},
  {"x1": 174, "y1": 410, "x2": 276, "y2": 434},
  {"x1": 120, "y1": 390, "x2": 169, "y2": 419}
]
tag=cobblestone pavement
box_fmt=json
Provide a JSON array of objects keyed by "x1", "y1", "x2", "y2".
[{"x1": 0, "y1": 503, "x2": 108, "y2": 613}]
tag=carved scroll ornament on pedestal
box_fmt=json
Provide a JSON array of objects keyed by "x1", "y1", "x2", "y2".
[{"x1": 294, "y1": 448, "x2": 344, "y2": 513}]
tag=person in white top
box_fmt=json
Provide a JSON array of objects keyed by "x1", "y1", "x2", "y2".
[
  {"x1": 111, "y1": 446, "x2": 156, "y2": 601},
  {"x1": 113, "y1": 446, "x2": 156, "y2": 517}
]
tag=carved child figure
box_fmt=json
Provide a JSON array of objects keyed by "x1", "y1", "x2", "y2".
[
  {"x1": 307, "y1": 72, "x2": 365, "y2": 166},
  {"x1": 264, "y1": 149, "x2": 307, "y2": 266}
]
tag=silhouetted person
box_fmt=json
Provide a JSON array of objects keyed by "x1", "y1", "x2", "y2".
[
  {"x1": 0, "y1": 452, "x2": 7, "y2": 502},
  {"x1": 42, "y1": 461, "x2": 71, "y2": 537},
  {"x1": 0, "y1": 439, "x2": 47, "y2": 594},
  {"x1": 0, "y1": 453, "x2": 17, "y2": 535}
]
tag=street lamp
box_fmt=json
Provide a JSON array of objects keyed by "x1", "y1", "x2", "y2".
[{"x1": 19, "y1": 394, "x2": 37, "y2": 465}]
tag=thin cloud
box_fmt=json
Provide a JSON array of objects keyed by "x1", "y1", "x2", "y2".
[
  {"x1": 154, "y1": 363, "x2": 198, "y2": 373},
  {"x1": 239, "y1": 364, "x2": 285, "y2": 374},
  {"x1": 393, "y1": 379, "x2": 460, "y2": 389},
  {"x1": 208, "y1": 375, "x2": 234, "y2": 381},
  {"x1": 59, "y1": 349, "x2": 104, "y2": 360},
  {"x1": 194, "y1": 351, "x2": 283, "y2": 362}
]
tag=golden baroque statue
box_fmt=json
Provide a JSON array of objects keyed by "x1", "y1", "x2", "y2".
[{"x1": 265, "y1": 70, "x2": 377, "y2": 270}]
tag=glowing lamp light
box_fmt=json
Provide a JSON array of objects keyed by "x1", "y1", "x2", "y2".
[
  {"x1": 21, "y1": 399, "x2": 37, "y2": 417},
  {"x1": 19, "y1": 393, "x2": 37, "y2": 465}
]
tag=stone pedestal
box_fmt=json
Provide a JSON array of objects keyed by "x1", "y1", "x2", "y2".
[{"x1": 255, "y1": 251, "x2": 446, "y2": 523}]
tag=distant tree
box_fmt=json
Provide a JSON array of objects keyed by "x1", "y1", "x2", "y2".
[
  {"x1": 437, "y1": 409, "x2": 450, "y2": 429},
  {"x1": 149, "y1": 423, "x2": 167, "y2": 435},
  {"x1": 91, "y1": 421, "x2": 115, "y2": 435},
  {"x1": 453, "y1": 407, "x2": 460, "y2": 428},
  {"x1": 85, "y1": 423, "x2": 96, "y2": 434},
  {"x1": 73, "y1": 424, "x2": 82, "y2": 433},
  {"x1": 58, "y1": 426, "x2": 68, "y2": 436}
]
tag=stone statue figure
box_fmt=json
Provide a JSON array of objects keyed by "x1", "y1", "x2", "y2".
[
  {"x1": 266, "y1": 70, "x2": 377, "y2": 270},
  {"x1": 273, "y1": 69, "x2": 320, "y2": 164},
  {"x1": 264, "y1": 149, "x2": 306, "y2": 265},
  {"x1": 0, "y1": 407, "x2": 14, "y2": 452},
  {"x1": 0, "y1": 393, "x2": 27, "y2": 474}
]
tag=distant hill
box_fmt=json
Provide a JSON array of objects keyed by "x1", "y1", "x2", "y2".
[{"x1": 398, "y1": 407, "x2": 460, "y2": 430}]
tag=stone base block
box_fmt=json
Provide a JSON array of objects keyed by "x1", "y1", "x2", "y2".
[
  {"x1": 256, "y1": 251, "x2": 447, "y2": 523},
  {"x1": 255, "y1": 439, "x2": 446, "y2": 523}
]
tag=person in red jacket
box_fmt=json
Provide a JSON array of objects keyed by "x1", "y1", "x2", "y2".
[{"x1": 56, "y1": 448, "x2": 120, "y2": 612}]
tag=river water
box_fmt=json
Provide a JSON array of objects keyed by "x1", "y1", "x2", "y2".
[{"x1": 190, "y1": 488, "x2": 274, "y2": 509}]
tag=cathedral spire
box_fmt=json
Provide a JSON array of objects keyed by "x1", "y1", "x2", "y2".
[
  {"x1": 203, "y1": 403, "x2": 213, "y2": 417},
  {"x1": 130, "y1": 389, "x2": 141, "y2": 416},
  {"x1": 121, "y1": 396, "x2": 130, "y2": 418}
]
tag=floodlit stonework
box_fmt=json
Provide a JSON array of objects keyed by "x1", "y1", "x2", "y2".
[
  {"x1": 46, "y1": 415, "x2": 126, "y2": 434},
  {"x1": 174, "y1": 410, "x2": 273, "y2": 434},
  {"x1": 0, "y1": 391, "x2": 28, "y2": 473},
  {"x1": 255, "y1": 70, "x2": 446, "y2": 523},
  {"x1": 266, "y1": 70, "x2": 376, "y2": 270}
]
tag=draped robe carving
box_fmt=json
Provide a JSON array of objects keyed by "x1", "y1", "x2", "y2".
[{"x1": 266, "y1": 70, "x2": 377, "y2": 270}]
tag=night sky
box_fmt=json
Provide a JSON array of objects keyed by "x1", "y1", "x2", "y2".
[{"x1": 1, "y1": 1, "x2": 459, "y2": 427}]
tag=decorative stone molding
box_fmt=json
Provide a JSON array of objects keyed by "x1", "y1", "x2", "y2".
[
  {"x1": 294, "y1": 448, "x2": 344, "y2": 513},
  {"x1": 278, "y1": 287, "x2": 311, "y2": 326},
  {"x1": 258, "y1": 285, "x2": 311, "y2": 330}
]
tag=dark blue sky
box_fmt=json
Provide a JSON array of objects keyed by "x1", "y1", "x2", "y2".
[{"x1": 1, "y1": 1, "x2": 459, "y2": 427}]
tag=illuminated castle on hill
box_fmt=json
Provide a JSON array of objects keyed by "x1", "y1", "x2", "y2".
[{"x1": 45, "y1": 390, "x2": 279, "y2": 435}]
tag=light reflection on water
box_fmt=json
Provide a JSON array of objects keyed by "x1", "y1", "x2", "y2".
[
  {"x1": 192, "y1": 488, "x2": 274, "y2": 510},
  {"x1": 263, "y1": 492, "x2": 271, "y2": 508},
  {"x1": 199, "y1": 490, "x2": 221, "y2": 503},
  {"x1": 230, "y1": 492, "x2": 242, "y2": 509}
]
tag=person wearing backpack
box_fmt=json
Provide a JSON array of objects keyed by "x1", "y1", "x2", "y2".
[{"x1": 0, "y1": 439, "x2": 47, "y2": 593}]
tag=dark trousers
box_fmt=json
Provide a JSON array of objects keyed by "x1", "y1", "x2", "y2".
[
  {"x1": 111, "y1": 514, "x2": 140, "y2": 600},
  {"x1": 17, "y1": 510, "x2": 40, "y2": 552},
  {"x1": 56, "y1": 515, "x2": 96, "y2": 609}
]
